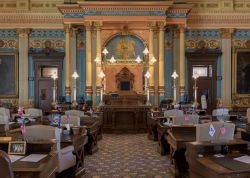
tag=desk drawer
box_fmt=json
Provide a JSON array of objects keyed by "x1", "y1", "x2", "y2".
[
  {"x1": 223, "y1": 173, "x2": 250, "y2": 178},
  {"x1": 14, "y1": 172, "x2": 38, "y2": 178}
]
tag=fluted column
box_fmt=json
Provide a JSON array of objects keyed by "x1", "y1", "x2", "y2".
[
  {"x1": 17, "y1": 28, "x2": 31, "y2": 106},
  {"x1": 148, "y1": 22, "x2": 155, "y2": 105},
  {"x1": 179, "y1": 25, "x2": 186, "y2": 102},
  {"x1": 85, "y1": 22, "x2": 93, "y2": 101},
  {"x1": 70, "y1": 28, "x2": 77, "y2": 102},
  {"x1": 94, "y1": 22, "x2": 102, "y2": 106},
  {"x1": 158, "y1": 22, "x2": 165, "y2": 104},
  {"x1": 64, "y1": 25, "x2": 72, "y2": 102},
  {"x1": 221, "y1": 28, "x2": 234, "y2": 108},
  {"x1": 173, "y1": 28, "x2": 180, "y2": 102}
]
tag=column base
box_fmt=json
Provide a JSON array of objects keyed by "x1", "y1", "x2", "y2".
[{"x1": 86, "y1": 86, "x2": 93, "y2": 102}]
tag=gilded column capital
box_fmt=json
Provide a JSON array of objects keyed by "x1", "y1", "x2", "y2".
[
  {"x1": 64, "y1": 24, "x2": 72, "y2": 34},
  {"x1": 157, "y1": 21, "x2": 166, "y2": 31},
  {"x1": 220, "y1": 28, "x2": 235, "y2": 39},
  {"x1": 16, "y1": 28, "x2": 31, "y2": 37},
  {"x1": 84, "y1": 21, "x2": 93, "y2": 31},
  {"x1": 93, "y1": 21, "x2": 103, "y2": 30},
  {"x1": 148, "y1": 21, "x2": 157, "y2": 30},
  {"x1": 178, "y1": 25, "x2": 186, "y2": 33},
  {"x1": 173, "y1": 28, "x2": 180, "y2": 39}
]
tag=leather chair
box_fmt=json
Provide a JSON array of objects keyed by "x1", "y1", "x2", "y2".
[
  {"x1": 24, "y1": 108, "x2": 43, "y2": 121},
  {"x1": 65, "y1": 110, "x2": 85, "y2": 117},
  {"x1": 164, "y1": 109, "x2": 184, "y2": 118},
  {"x1": 246, "y1": 108, "x2": 250, "y2": 123},
  {"x1": 196, "y1": 121, "x2": 235, "y2": 142},
  {"x1": 61, "y1": 115, "x2": 80, "y2": 127},
  {"x1": 0, "y1": 107, "x2": 11, "y2": 131},
  {"x1": 23, "y1": 125, "x2": 76, "y2": 173},
  {"x1": 0, "y1": 150, "x2": 14, "y2": 178},
  {"x1": 172, "y1": 114, "x2": 199, "y2": 125}
]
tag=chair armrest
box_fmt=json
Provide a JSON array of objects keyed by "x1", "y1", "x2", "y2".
[{"x1": 60, "y1": 145, "x2": 74, "y2": 155}]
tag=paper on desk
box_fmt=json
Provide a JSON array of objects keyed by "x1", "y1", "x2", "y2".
[
  {"x1": 8, "y1": 155, "x2": 24, "y2": 163},
  {"x1": 234, "y1": 155, "x2": 250, "y2": 164},
  {"x1": 20, "y1": 154, "x2": 47, "y2": 162}
]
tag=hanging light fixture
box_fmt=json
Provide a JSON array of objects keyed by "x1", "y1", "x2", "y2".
[
  {"x1": 109, "y1": 56, "x2": 116, "y2": 63},
  {"x1": 135, "y1": 56, "x2": 142, "y2": 63}
]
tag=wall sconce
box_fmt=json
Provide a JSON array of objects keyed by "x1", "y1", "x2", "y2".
[
  {"x1": 72, "y1": 71, "x2": 79, "y2": 107},
  {"x1": 171, "y1": 70, "x2": 179, "y2": 105},
  {"x1": 51, "y1": 72, "x2": 58, "y2": 106},
  {"x1": 192, "y1": 72, "x2": 199, "y2": 108},
  {"x1": 144, "y1": 70, "x2": 151, "y2": 105}
]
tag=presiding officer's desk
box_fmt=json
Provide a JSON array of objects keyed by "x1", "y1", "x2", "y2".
[
  {"x1": 0, "y1": 138, "x2": 57, "y2": 178},
  {"x1": 186, "y1": 140, "x2": 250, "y2": 178}
]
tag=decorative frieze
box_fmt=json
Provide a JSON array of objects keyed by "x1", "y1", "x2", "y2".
[
  {"x1": 0, "y1": 39, "x2": 18, "y2": 49},
  {"x1": 186, "y1": 39, "x2": 221, "y2": 49},
  {"x1": 29, "y1": 39, "x2": 65, "y2": 48}
]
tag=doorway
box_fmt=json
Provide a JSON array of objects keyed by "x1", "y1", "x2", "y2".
[
  {"x1": 31, "y1": 48, "x2": 64, "y2": 111},
  {"x1": 186, "y1": 48, "x2": 222, "y2": 113}
]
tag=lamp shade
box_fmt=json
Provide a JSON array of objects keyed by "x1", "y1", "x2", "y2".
[
  {"x1": 98, "y1": 70, "x2": 105, "y2": 78},
  {"x1": 51, "y1": 72, "x2": 58, "y2": 80},
  {"x1": 109, "y1": 56, "x2": 116, "y2": 63},
  {"x1": 192, "y1": 72, "x2": 199, "y2": 79},
  {"x1": 135, "y1": 56, "x2": 142, "y2": 63},
  {"x1": 151, "y1": 56, "x2": 157, "y2": 64},
  {"x1": 171, "y1": 70, "x2": 179, "y2": 79},
  {"x1": 143, "y1": 47, "x2": 149, "y2": 55},
  {"x1": 94, "y1": 56, "x2": 101, "y2": 64},
  {"x1": 72, "y1": 71, "x2": 79, "y2": 79},
  {"x1": 144, "y1": 71, "x2": 151, "y2": 79}
]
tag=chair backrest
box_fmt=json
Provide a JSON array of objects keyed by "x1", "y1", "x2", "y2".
[
  {"x1": 61, "y1": 115, "x2": 80, "y2": 126},
  {"x1": 0, "y1": 107, "x2": 10, "y2": 119},
  {"x1": 65, "y1": 110, "x2": 85, "y2": 117},
  {"x1": 23, "y1": 125, "x2": 60, "y2": 141},
  {"x1": 172, "y1": 114, "x2": 199, "y2": 125},
  {"x1": 0, "y1": 150, "x2": 14, "y2": 178},
  {"x1": 196, "y1": 121, "x2": 235, "y2": 142},
  {"x1": 0, "y1": 114, "x2": 10, "y2": 131},
  {"x1": 25, "y1": 108, "x2": 43, "y2": 117},
  {"x1": 246, "y1": 108, "x2": 250, "y2": 123},
  {"x1": 212, "y1": 108, "x2": 229, "y2": 116},
  {"x1": 164, "y1": 109, "x2": 184, "y2": 117}
]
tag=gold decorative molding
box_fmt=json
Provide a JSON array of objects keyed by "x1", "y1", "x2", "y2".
[
  {"x1": 29, "y1": 39, "x2": 65, "y2": 49},
  {"x1": 186, "y1": 39, "x2": 221, "y2": 49},
  {"x1": 0, "y1": 40, "x2": 18, "y2": 49},
  {"x1": 233, "y1": 40, "x2": 250, "y2": 49}
]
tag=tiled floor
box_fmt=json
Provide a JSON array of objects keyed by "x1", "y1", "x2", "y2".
[{"x1": 83, "y1": 134, "x2": 173, "y2": 178}]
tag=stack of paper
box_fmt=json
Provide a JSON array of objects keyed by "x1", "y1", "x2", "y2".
[
  {"x1": 20, "y1": 154, "x2": 47, "y2": 162},
  {"x1": 234, "y1": 155, "x2": 250, "y2": 164},
  {"x1": 8, "y1": 155, "x2": 24, "y2": 163}
]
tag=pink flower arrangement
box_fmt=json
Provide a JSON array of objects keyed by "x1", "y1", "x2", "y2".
[{"x1": 17, "y1": 107, "x2": 25, "y2": 117}]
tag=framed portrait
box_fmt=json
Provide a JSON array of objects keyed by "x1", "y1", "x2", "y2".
[
  {"x1": 8, "y1": 141, "x2": 27, "y2": 155},
  {"x1": 233, "y1": 49, "x2": 250, "y2": 94},
  {"x1": 0, "y1": 52, "x2": 18, "y2": 98}
]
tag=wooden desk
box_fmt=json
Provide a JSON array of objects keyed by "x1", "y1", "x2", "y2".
[
  {"x1": 167, "y1": 125, "x2": 196, "y2": 178},
  {"x1": 146, "y1": 111, "x2": 164, "y2": 141},
  {"x1": 13, "y1": 154, "x2": 57, "y2": 178},
  {"x1": 156, "y1": 118, "x2": 170, "y2": 155},
  {"x1": 186, "y1": 140, "x2": 249, "y2": 178},
  {"x1": 100, "y1": 105, "x2": 151, "y2": 133}
]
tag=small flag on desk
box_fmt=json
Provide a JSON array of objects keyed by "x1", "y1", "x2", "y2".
[{"x1": 20, "y1": 123, "x2": 26, "y2": 134}]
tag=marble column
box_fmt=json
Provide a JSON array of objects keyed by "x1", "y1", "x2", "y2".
[
  {"x1": 158, "y1": 22, "x2": 165, "y2": 104},
  {"x1": 179, "y1": 25, "x2": 186, "y2": 102},
  {"x1": 173, "y1": 28, "x2": 180, "y2": 102},
  {"x1": 65, "y1": 25, "x2": 72, "y2": 102},
  {"x1": 85, "y1": 22, "x2": 93, "y2": 101},
  {"x1": 17, "y1": 28, "x2": 31, "y2": 106},
  {"x1": 221, "y1": 28, "x2": 234, "y2": 108},
  {"x1": 148, "y1": 22, "x2": 155, "y2": 105},
  {"x1": 94, "y1": 21, "x2": 102, "y2": 106},
  {"x1": 70, "y1": 28, "x2": 77, "y2": 102}
]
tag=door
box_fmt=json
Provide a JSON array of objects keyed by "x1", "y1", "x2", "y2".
[{"x1": 38, "y1": 79, "x2": 55, "y2": 111}]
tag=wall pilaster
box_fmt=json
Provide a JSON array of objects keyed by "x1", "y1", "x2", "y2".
[
  {"x1": 221, "y1": 28, "x2": 234, "y2": 108},
  {"x1": 17, "y1": 28, "x2": 31, "y2": 106}
]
